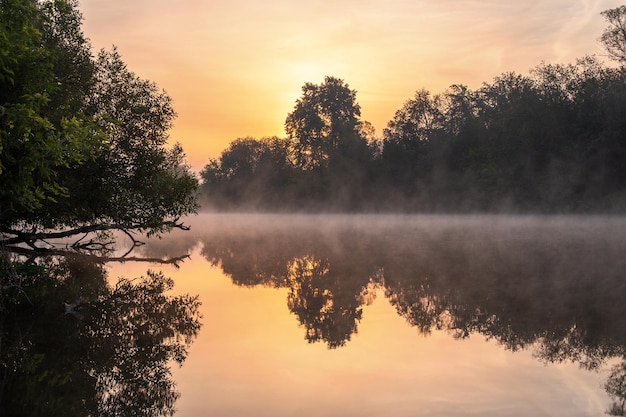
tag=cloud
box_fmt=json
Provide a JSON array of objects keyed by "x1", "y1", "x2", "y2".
[{"x1": 80, "y1": 0, "x2": 618, "y2": 168}]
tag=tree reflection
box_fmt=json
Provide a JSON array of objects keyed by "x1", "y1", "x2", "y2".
[
  {"x1": 606, "y1": 360, "x2": 626, "y2": 416},
  {"x1": 177, "y1": 214, "x2": 626, "y2": 410},
  {"x1": 0, "y1": 256, "x2": 201, "y2": 417},
  {"x1": 384, "y1": 279, "x2": 454, "y2": 335},
  {"x1": 286, "y1": 255, "x2": 373, "y2": 348}
]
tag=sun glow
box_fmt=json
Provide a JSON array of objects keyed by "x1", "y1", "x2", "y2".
[{"x1": 80, "y1": 0, "x2": 615, "y2": 173}]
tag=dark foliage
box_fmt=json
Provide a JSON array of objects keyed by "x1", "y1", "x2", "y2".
[
  {"x1": 200, "y1": 7, "x2": 626, "y2": 213},
  {"x1": 0, "y1": 256, "x2": 201, "y2": 417},
  {"x1": 0, "y1": 0, "x2": 198, "y2": 259}
]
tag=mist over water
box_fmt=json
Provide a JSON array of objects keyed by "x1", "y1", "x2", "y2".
[
  {"x1": 139, "y1": 213, "x2": 626, "y2": 350},
  {"x1": 131, "y1": 213, "x2": 626, "y2": 416}
]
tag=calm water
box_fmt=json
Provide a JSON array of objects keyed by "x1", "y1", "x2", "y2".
[
  {"x1": 105, "y1": 213, "x2": 626, "y2": 417},
  {"x1": 5, "y1": 214, "x2": 621, "y2": 415}
]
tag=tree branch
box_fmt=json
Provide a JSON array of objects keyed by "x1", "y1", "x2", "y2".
[
  {"x1": 2, "y1": 245, "x2": 190, "y2": 268},
  {"x1": 0, "y1": 218, "x2": 190, "y2": 246}
]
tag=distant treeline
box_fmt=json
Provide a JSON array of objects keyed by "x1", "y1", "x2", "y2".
[{"x1": 199, "y1": 8, "x2": 626, "y2": 213}]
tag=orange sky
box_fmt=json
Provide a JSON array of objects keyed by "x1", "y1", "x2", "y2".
[{"x1": 79, "y1": 0, "x2": 619, "y2": 172}]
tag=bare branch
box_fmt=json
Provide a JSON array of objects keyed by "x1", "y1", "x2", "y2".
[
  {"x1": 2, "y1": 246, "x2": 190, "y2": 268},
  {"x1": 0, "y1": 218, "x2": 190, "y2": 247}
]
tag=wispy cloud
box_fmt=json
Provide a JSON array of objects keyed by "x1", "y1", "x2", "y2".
[{"x1": 80, "y1": 0, "x2": 617, "y2": 170}]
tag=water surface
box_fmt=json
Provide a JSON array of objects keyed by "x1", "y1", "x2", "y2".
[{"x1": 112, "y1": 213, "x2": 626, "y2": 416}]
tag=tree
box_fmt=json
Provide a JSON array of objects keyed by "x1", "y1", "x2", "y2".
[
  {"x1": 285, "y1": 76, "x2": 362, "y2": 170},
  {"x1": 601, "y1": 6, "x2": 626, "y2": 64},
  {"x1": 381, "y1": 89, "x2": 443, "y2": 189},
  {"x1": 64, "y1": 48, "x2": 197, "y2": 234},
  {"x1": 199, "y1": 136, "x2": 292, "y2": 209},
  {"x1": 0, "y1": 1, "x2": 197, "y2": 259},
  {"x1": 0, "y1": 0, "x2": 101, "y2": 216}
]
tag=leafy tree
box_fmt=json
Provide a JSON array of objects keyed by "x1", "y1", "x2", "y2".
[
  {"x1": 199, "y1": 136, "x2": 292, "y2": 209},
  {"x1": 0, "y1": 0, "x2": 100, "y2": 216},
  {"x1": 0, "y1": 0, "x2": 197, "y2": 258},
  {"x1": 285, "y1": 76, "x2": 363, "y2": 170},
  {"x1": 199, "y1": 6, "x2": 626, "y2": 213},
  {"x1": 374, "y1": 53, "x2": 626, "y2": 212},
  {"x1": 61, "y1": 48, "x2": 197, "y2": 233},
  {"x1": 381, "y1": 89, "x2": 443, "y2": 190},
  {"x1": 601, "y1": 5, "x2": 626, "y2": 64}
]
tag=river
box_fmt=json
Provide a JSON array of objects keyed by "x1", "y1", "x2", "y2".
[{"x1": 104, "y1": 213, "x2": 626, "y2": 417}]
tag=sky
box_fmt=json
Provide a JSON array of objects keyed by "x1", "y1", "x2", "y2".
[{"x1": 79, "y1": 0, "x2": 621, "y2": 172}]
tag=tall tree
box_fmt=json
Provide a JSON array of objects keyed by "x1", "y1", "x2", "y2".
[
  {"x1": 382, "y1": 89, "x2": 443, "y2": 188},
  {"x1": 285, "y1": 76, "x2": 362, "y2": 170}
]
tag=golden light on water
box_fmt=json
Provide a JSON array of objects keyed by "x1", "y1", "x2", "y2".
[{"x1": 103, "y1": 213, "x2": 625, "y2": 416}]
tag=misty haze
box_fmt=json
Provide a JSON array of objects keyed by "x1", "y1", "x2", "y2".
[
  {"x1": 3, "y1": 2, "x2": 626, "y2": 416},
  {"x1": 123, "y1": 213, "x2": 626, "y2": 416}
]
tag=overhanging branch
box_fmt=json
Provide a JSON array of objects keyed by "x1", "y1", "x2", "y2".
[
  {"x1": 3, "y1": 245, "x2": 190, "y2": 268},
  {"x1": 0, "y1": 218, "x2": 192, "y2": 267},
  {"x1": 0, "y1": 218, "x2": 190, "y2": 247}
]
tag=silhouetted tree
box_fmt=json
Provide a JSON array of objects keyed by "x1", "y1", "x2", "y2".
[
  {"x1": 198, "y1": 6, "x2": 626, "y2": 213},
  {"x1": 601, "y1": 6, "x2": 626, "y2": 64},
  {"x1": 199, "y1": 136, "x2": 293, "y2": 209},
  {"x1": 285, "y1": 76, "x2": 363, "y2": 170},
  {"x1": 381, "y1": 89, "x2": 443, "y2": 196}
]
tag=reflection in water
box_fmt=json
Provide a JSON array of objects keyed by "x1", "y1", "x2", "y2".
[
  {"x1": 607, "y1": 362, "x2": 626, "y2": 416},
  {"x1": 0, "y1": 256, "x2": 201, "y2": 417},
  {"x1": 286, "y1": 255, "x2": 375, "y2": 348},
  {"x1": 142, "y1": 214, "x2": 626, "y2": 414}
]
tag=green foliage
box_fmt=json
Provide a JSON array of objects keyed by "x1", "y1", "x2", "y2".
[
  {"x1": 43, "y1": 48, "x2": 199, "y2": 234},
  {"x1": 0, "y1": 0, "x2": 101, "y2": 215},
  {"x1": 0, "y1": 0, "x2": 197, "y2": 250}
]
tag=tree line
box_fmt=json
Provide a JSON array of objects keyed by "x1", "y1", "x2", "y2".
[{"x1": 199, "y1": 6, "x2": 626, "y2": 213}]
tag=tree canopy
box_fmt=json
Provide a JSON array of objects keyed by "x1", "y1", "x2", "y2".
[
  {"x1": 0, "y1": 0, "x2": 100, "y2": 216},
  {"x1": 285, "y1": 76, "x2": 364, "y2": 170},
  {"x1": 0, "y1": 3, "x2": 201, "y2": 411},
  {"x1": 199, "y1": 6, "x2": 626, "y2": 213},
  {"x1": 0, "y1": 0, "x2": 197, "y2": 259}
]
